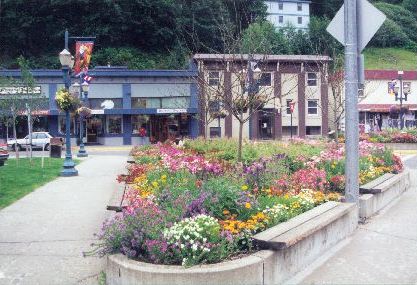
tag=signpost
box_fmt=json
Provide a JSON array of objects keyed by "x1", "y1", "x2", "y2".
[
  {"x1": 326, "y1": 0, "x2": 386, "y2": 203},
  {"x1": 289, "y1": 101, "x2": 295, "y2": 138}
]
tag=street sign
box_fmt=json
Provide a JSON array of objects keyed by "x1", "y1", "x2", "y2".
[
  {"x1": 327, "y1": 0, "x2": 386, "y2": 52},
  {"x1": 289, "y1": 102, "x2": 295, "y2": 113}
]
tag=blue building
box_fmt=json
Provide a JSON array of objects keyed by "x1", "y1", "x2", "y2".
[{"x1": 0, "y1": 66, "x2": 199, "y2": 145}]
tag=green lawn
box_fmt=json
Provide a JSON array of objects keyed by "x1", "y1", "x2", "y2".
[
  {"x1": 364, "y1": 48, "x2": 417, "y2": 70},
  {"x1": 0, "y1": 157, "x2": 68, "y2": 209}
]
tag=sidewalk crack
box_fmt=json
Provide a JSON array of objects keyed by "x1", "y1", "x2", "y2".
[{"x1": 358, "y1": 226, "x2": 417, "y2": 242}]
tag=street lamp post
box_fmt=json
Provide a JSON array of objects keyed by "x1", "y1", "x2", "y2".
[
  {"x1": 392, "y1": 71, "x2": 409, "y2": 130},
  {"x1": 59, "y1": 48, "x2": 78, "y2": 177},
  {"x1": 77, "y1": 80, "x2": 89, "y2": 157}
]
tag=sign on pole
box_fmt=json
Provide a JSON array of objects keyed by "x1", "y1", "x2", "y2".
[
  {"x1": 326, "y1": 0, "x2": 386, "y2": 203},
  {"x1": 326, "y1": 0, "x2": 386, "y2": 52}
]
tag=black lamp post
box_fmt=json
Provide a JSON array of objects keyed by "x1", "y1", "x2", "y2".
[{"x1": 59, "y1": 48, "x2": 78, "y2": 177}]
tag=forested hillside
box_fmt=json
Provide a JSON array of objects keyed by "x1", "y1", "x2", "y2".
[{"x1": 0, "y1": 0, "x2": 415, "y2": 69}]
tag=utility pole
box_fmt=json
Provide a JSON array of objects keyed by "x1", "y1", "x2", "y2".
[{"x1": 344, "y1": 0, "x2": 359, "y2": 203}]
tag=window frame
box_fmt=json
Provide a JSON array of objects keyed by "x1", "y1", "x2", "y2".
[
  {"x1": 278, "y1": 3, "x2": 283, "y2": 10},
  {"x1": 209, "y1": 127, "x2": 221, "y2": 138},
  {"x1": 297, "y1": 3, "x2": 302, "y2": 11},
  {"x1": 258, "y1": 73, "x2": 272, "y2": 86},
  {"x1": 278, "y1": 15, "x2": 284, "y2": 23},
  {"x1": 306, "y1": 72, "x2": 318, "y2": 87},
  {"x1": 106, "y1": 115, "x2": 123, "y2": 135},
  {"x1": 307, "y1": 99, "x2": 319, "y2": 115},
  {"x1": 208, "y1": 71, "x2": 220, "y2": 86},
  {"x1": 297, "y1": 16, "x2": 302, "y2": 24},
  {"x1": 286, "y1": 99, "x2": 293, "y2": 115}
]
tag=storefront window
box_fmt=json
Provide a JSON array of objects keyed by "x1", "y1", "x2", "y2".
[
  {"x1": 161, "y1": 97, "x2": 190, "y2": 109},
  {"x1": 106, "y1": 115, "x2": 123, "y2": 134},
  {"x1": 132, "y1": 115, "x2": 150, "y2": 134},
  {"x1": 131, "y1": 98, "x2": 161, "y2": 108},
  {"x1": 58, "y1": 115, "x2": 76, "y2": 135}
]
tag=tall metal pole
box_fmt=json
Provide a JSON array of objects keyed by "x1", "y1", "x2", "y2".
[
  {"x1": 399, "y1": 73, "x2": 404, "y2": 129},
  {"x1": 61, "y1": 30, "x2": 78, "y2": 177},
  {"x1": 344, "y1": 0, "x2": 359, "y2": 203}
]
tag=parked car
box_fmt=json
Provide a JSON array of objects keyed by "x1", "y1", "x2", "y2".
[
  {"x1": 0, "y1": 144, "x2": 9, "y2": 166},
  {"x1": 7, "y1": 132, "x2": 63, "y2": 151}
]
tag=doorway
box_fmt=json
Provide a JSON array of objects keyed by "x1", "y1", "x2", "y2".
[
  {"x1": 258, "y1": 110, "x2": 274, "y2": 140},
  {"x1": 86, "y1": 115, "x2": 104, "y2": 144}
]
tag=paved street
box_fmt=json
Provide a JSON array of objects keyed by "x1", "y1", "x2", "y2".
[
  {"x1": 294, "y1": 155, "x2": 417, "y2": 284},
  {"x1": 0, "y1": 152, "x2": 129, "y2": 285}
]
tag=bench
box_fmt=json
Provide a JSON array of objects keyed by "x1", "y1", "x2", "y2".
[
  {"x1": 252, "y1": 202, "x2": 355, "y2": 250},
  {"x1": 359, "y1": 173, "x2": 396, "y2": 194},
  {"x1": 107, "y1": 174, "x2": 129, "y2": 212}
]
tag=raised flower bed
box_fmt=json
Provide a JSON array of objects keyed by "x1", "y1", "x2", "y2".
[{"x1": 94, "y1": 139, "x2": 403, "y2": 284}]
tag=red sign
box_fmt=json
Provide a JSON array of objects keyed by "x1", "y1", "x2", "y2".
[
  {"x1": 289, "y1": 102, "x2": 295, "y2": 113},
  {"x1": 74, "y1": 41, "x2": 94, "y2": 75}
]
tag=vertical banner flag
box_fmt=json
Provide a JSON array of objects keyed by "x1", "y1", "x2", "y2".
[{"x1": 74, "y1": 41, "x2": 94, "y2": 75}]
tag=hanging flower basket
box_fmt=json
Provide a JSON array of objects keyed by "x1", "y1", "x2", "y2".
[
  {"x1": 235, "y1": 98, "x2": 248, "y2": 113},
  {"x1": 77, "y1": 106, "x2": 92, "y2": 118},
  {"x1": 251, "y1": 95, "x2": 268, "y2": 109},
  {"x1": 212, "y1": 110, "x2": 228, "y2": 119},
  {"x1": 389, "y1": 105, "x2": 400, "y2": 115},
  {"x1": 55, "y1": 88, "x2": 81, "y2": 112}
]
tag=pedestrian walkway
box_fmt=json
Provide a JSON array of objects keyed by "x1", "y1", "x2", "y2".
[
  {"x1": 294, "y1": 155, "x2": 417, "y2": 284},
  {"x1": 0, "y1": 154, "x2": 128, "y2": 285}
]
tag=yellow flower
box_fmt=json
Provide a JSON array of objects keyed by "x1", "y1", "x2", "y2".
[
  {"x1": 241, "y1": 185, "x2": 248, "y2": 191},
  {"x1": 245, "y1": 202, "x2": 251, "y2": 209},
  {"x1": 151, "y1": 181, "x2": 159, "y2": 188},
  {"x1": 223, "y1": 209, "x2": 230, "y2": 215},
  {"x1": 161, "y1": 174, "x2": 167, "y2": 180}
]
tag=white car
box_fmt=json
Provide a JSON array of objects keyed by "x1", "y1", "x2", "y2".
[{"x1": 7, "y1": 132, "x2": 59, "y2": 151}]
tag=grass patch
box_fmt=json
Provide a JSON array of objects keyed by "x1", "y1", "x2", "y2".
[
  {"x1": 0, "y1": 157, "x2": 74, "y2": 209},
  {"x1": 364, "y1": 48, "x2": 417, "y2": 70}
]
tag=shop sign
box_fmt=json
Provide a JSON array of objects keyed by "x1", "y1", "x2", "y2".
[
  {"x1": 91, "y1": 109, "x2": 105, "y2": 115},
  {"x1": 0, "y1": 86, "x2": 41, "y2": 95},
  {"x1": 157, "y1": 108, "x2": 187, "y2": 114}
]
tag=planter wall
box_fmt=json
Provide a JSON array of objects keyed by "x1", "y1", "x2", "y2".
[
  {"x1": 383, "y1": 143, "x2": 417, "y2": 150},
  {"x1": 359, "y1": 170, "x2": 410, "y2": 220},
  {"x1": 106, "y1": 202, "x2": 358, "y2": 285}
]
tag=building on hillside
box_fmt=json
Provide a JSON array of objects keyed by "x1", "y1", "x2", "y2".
[
  {"x1": 0, "y1": 66, "x2": 199, "y2": 145},
  {"x1": 358, "y1": 70, "x2": 417, "y2": 131},
  {"x1": 194, "y1": 53, "x2": 331, "y2": 139},
  {"x1": 265, "y1": 0, "x2": 311, "y2": 30}
]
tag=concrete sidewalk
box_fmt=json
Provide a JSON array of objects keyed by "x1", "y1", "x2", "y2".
[
  {"x1": 0, "y1": 154, "x2": 128, "y2": 285},
  {"x1": 295, "y1": 155, "x2": 417, "y2": 284}
]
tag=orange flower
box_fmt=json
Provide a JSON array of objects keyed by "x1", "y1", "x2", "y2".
[{"x1": 245, "y1": 202, "x2": 251, "y2": 209}]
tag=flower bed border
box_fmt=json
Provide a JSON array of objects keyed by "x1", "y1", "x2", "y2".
[
  {"x1": 382, "y1": 143, "x2": 417, "y2": 150},
  {"x1": 359, "y1": 170, "x2": 410, "y2": 220},
  {"x1": 106, "y1": 201, "x2": 358, "y2": 285}
]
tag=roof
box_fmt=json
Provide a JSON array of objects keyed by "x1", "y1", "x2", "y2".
[
  {"x1": 265, "y1": 0, "x2": 311, "y2": 3},
  {"x1": 365, "y1": 70, "x2": 417, "y2": 80},
  {"x1": 194, "y1": 54, "x2": 331, "y2": 62},
  {"x1": 358, "y1": 104, "x2": 417, "y2": 112},
  {"x1": 0, "y1": 68, "x2": 197, "y2": 78}
]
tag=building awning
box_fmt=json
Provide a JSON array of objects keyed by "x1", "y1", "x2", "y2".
[{"x1": 358, "y1": 104, "x2": 417, "y2": 112}]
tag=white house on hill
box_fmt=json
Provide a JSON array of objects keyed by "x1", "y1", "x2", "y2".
[{"x1": 265, "y1": 0, "x2": 311, "y2": 30}]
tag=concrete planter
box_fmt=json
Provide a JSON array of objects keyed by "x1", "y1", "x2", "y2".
[
  {"x1": 106, "y1": 202, "x2": 358, "y2": 285},
  {"x1": 0, "y1": 153, "x2": 9, "y2": 166},
  {"x1": 359, "y1": 170, "x2": 410, "y2": 220},
  {"x1": 382, "y1": 143, "x2": 417, "y2": 150}
]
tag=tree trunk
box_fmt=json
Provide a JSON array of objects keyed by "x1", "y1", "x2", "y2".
[
  {"x1": 237, "y1": 111, "x2": 244, "y2": 162},
  {"x1": 12, "y1": 116, "x2": 19, "y2": 161}
]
